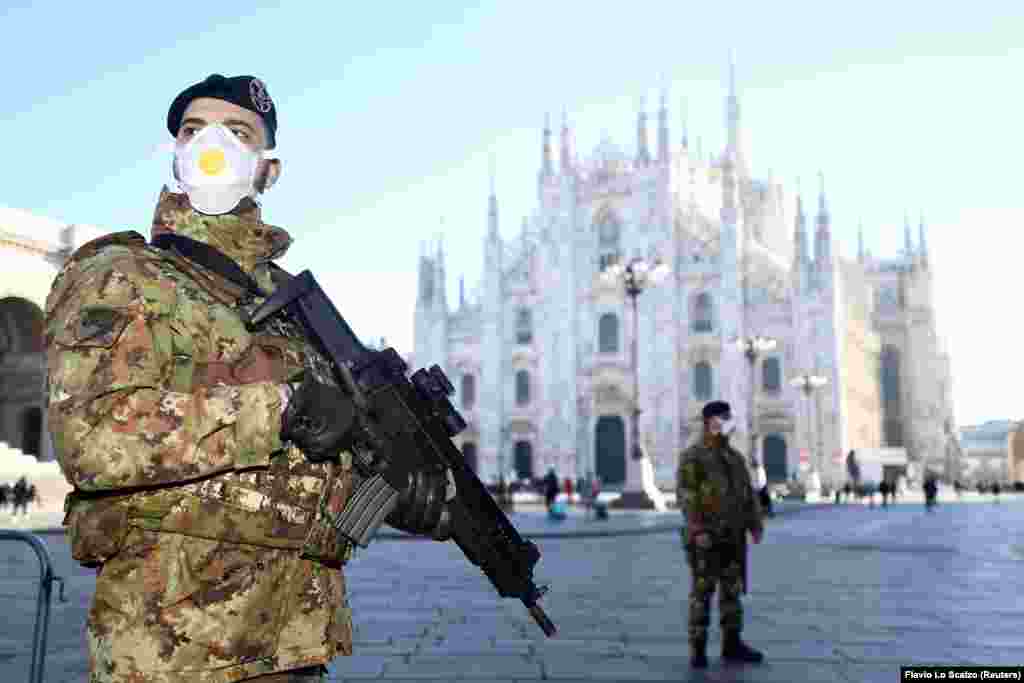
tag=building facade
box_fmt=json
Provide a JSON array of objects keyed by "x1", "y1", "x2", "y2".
[
  {"x1": 0, "y1": 207, "x2": 107, "y2": 462},
  {"x1": 959, "y1": 420, "x2": 1018, "y2": 484},
  {"x1": 413, "y1": 63, "x2": 959, "y2": 490}
]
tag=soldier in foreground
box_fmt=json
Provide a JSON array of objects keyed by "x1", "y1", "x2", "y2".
[
  {"x1": 46, "y1": 74, "x2": 459, "y2": 682},
  {"x1": 676, "y1": 400, "x2": 765, "y2": 669}
]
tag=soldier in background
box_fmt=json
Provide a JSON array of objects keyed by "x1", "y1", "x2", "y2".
[
  {"x1": 46, "y1": 74, "x2": 456, "y2": 683},
  {"x1": 676, "y1": 401, "x2": 765, "y2": 669}
]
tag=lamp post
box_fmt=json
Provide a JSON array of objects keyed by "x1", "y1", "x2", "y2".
[
  {"x1": 734, "y1": 336, "x2": 777, "y2": 467},
  {"x1": 790, "y1": 372, "x2": 829, "y2": 492},
  {"x1": 601, "y1": 253, "x2": 670, "y2": 508}
]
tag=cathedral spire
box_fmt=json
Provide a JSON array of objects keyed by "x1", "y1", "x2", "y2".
[
  {"x1": 792, "y1": 178, "x2": 808, "y2": 292},
  {"x1": 435, "y1": 227, "x2": 448, "y2": 312},
  {"x1": 858, "y1": 220, "x2": 865, "y2": 264},
  {"x1": 540, "y1": 113, "x2": 554, "y2": 180},
  {"x1": 919, "y1": 211, "x2": 929, "y2": 268},
  {"x1": 680, "y1": 97, "x2": 689, "y2": 149},
  {"x1": 560, "y1": 108, "x2": 574, "y2": 173},
  {"x1": 794, "y1": 178, "x2": 808, "y2": 265},
  {"x1": 814, "y1": 171, "x2": 832, "y2": 270},
  {"x1": 488, "y1": 155, "x2": 499, "y2": 239},
  {"x1": 725, "y1": 48, "x2": 746, "y2": 176},
  {"x1": 636, "y1": 96, "x2": 651, "y2": 166},
  {"x1": 903, "y1": 211, "x2": 914, "y2": 258},
  {"x1": 657, "y1": 85, "x2": 670, "y2": 163}
]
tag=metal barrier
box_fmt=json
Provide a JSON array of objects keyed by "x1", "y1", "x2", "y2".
[{"x1": 0, "y1": 529, "x2": 67, "y2": 683}]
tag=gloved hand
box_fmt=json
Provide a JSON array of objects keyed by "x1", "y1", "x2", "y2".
[
  {"x1": 280, "y1": 376, "x2": 358, "y2": 462},
  {"x1": 385, "y1": 467, "x2": 454, "y2": 541}
]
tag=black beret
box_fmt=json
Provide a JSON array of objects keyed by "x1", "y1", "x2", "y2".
[
  {"x1": 167, "y1": 74, "x2": 277, "y2": 149},
  {"x1": 702, "y1": 401, "x2": 731, "y2": 420}
]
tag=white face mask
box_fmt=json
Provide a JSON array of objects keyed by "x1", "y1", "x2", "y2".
[
  {"x1": 172, "y1": 123, "x2": 271, "y2": 215},
  {"x1": 717, "y1": 418, "x2": 736, "y2": 435}
]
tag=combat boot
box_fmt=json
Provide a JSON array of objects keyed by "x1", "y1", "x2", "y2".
[
  {"x1": 690, "y1": 638, "x2": 708, "y2": 669},
  {"x1": 721, "y1": 630, "x2": 763, "y2": 663}
]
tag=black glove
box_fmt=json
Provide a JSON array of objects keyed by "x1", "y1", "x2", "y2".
[
  {"x1": 280, "y1": 376, "x2": 357, "y2": 462},
  {"x1": 385, "y1": 467, "x2": 454, "y2": 541}
]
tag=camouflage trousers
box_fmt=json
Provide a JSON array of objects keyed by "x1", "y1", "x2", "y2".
[
  {"x1": 242, "y1": 665, "x2": 327, "y2": 682},
  {"x1": 685, "y1": 544, "x2": 745, "y2": 643}
]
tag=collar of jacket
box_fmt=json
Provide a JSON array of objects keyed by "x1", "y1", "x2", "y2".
[
  {"x1": 149, "y1": 186, "x2": 293, "y2": 275},
  {"x1": 702, "y1": 432, "x2": 729, "y2": 450}
]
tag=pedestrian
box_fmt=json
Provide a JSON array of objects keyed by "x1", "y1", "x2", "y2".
[
  {"x1": 751, "y1": 458, "x2": 773, "y2": 518},
  {"x1": 924, "y1": 477, "x2": 938, "y2": 512},
  {"x1": 12, "y1": 476, "x2": 29, "y2": 515},
  {"x1": 0, "y1": 482, "x2": 7, "y2": 512},
  {"x1": 676, "y1": 400, "x2": 765, "y2": 668},
  {"x1": 954, "y1": 480, "x2": 962, "y2": 499},
  {"x1": 992, "y1": 481, "x2": 1001, "y2": 503},
  {"x1": 879, "y1": 480, "x2": 889, "y2": 507},
  {"x1": 543, "y1": 467, "x2": 559, "y2": 510},
  {"x1": 46, "y1": 74, "x2": 459, "y2": 682},
  {"x1": 843, "y1": 481, "x2": 852, "y2": 504},
  {"x1": 564, "y1": 476, "x2": 574, "y2": 504}
]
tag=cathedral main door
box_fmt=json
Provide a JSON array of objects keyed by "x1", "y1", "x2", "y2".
[
  {"x1": 594, "y1": 416, "x2": 626, "y2": 486},
  {"x1": 763, "y1": 434, "x2": 788, "y2": 483},
  {"x1": 513, "y1": 441, "x2": 533, "y2": 481}
]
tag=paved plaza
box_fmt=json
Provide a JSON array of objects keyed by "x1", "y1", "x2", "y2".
[{"x1": 1, "y1": 497, "x2": 1022, "y2": 682}]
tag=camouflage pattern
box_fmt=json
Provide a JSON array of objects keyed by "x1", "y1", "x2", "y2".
[
  {"x1": 47, "y1": 187, "x2": 355, "y2": 682},
  {"x1": 676, "y1": 433, "x2": 762, "y2": 645},
  {"x1": 686, "y1": 540, "x2": 745, "y2": 643}
]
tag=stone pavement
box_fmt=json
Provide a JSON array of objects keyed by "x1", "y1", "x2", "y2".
[{"x1": 1, "y1": 499, "x2": 1022, "y2": 681}]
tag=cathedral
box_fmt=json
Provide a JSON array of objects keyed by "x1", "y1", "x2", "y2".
[{"x1": 412, "y1": 62, "x2": 958, "y2": 490}]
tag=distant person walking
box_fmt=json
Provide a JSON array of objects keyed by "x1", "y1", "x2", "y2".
[
  {"x1": 543, "y1": 467, "x2": 559, "y2": 510},
  {"x1": 992, "y1": 482, "x2": 1001, "y2": 503},
  {"x1": 879, "y1": 481, "x2": 890, "y2": 507},
  {"x1": 924, "y1": 477, "x2": 938, "y2": 512}
]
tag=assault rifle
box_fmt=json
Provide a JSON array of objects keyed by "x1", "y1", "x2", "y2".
[{"x1": 245, "y1": 270, "x2": 556, "y2": 638}]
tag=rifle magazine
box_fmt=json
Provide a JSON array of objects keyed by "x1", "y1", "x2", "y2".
[{"x1": 333, "y1": 473, "x2": 400, "y2": 548}]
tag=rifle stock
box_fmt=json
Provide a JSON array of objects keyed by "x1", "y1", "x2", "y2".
[{"x1": 246, "y1": 270, "x2": 557, "y2": 638}]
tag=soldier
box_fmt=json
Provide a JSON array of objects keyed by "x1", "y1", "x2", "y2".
[
  {"x1": 676, "y1": 400, "x2": 764, "y2": 669},
  {"x1": 46, "y1": 74, "x2": 456, "y2": 683}
]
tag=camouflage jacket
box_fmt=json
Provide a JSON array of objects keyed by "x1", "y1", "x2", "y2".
[
  {"x1": 676, "y1": 434, "x2": 763, "y2": 543},
  {"x1": 46, "y1": 188, "x2": 355, "y2": 682}
]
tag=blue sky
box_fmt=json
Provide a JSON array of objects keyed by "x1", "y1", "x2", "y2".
[{"x1": 2, "y1": 1, "x2": 1020, "y2": 427}]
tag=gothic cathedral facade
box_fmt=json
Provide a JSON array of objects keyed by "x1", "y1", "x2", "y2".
[{"x1": 413, "y1": 65, "x2": 957, "y2": 490}]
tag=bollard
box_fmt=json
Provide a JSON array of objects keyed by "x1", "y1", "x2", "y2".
[{"x1": 0, "y1": 530, "x2": 67, "y2": 683}]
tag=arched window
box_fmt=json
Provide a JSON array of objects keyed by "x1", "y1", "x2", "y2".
[
  {"x1": 762, "y1": 357, "x2": 782, "y2": 394},
  {"x1": 515, "y1": 308, "x2": 532, "y2": 344},
  {"x1": 515, "y1": 370, "x2": 531, "y2": 405},
  {"x1": 460, "y1": 374, "x2": 476, "y2": 410},
  {"x1": 881, "y1": 345, "x2": 903, "y2": 446},
  {"x1": 598, "y1": 313, "x2": 619, "y2": 353},
  {"x1": 693, "y1": 362, "x2": 712, "y2": 400},
  {"x1": 596, "y1": 212, "x2": 622, "y2": 272},
  {"x1": 461, "y1": 442, "x2": 478, "y2": 473},
  {"x1": 692, "y1": 293, "x2": 713, "y2": 332}
]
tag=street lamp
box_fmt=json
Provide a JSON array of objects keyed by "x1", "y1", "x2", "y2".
[
  {"x1": 790, "y1": 372, "x2": 829, "y2": 489},
  {"x1": 734, "y1": 335, "x2": 777, "y2": 467},
  {"x1": 601, "y1": 253, "x2": 671, "y2": 462}
]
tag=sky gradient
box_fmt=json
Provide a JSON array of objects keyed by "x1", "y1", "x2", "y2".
[{"x1": 2, "y1": 1, "x2": 1020, "y2": 427}]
